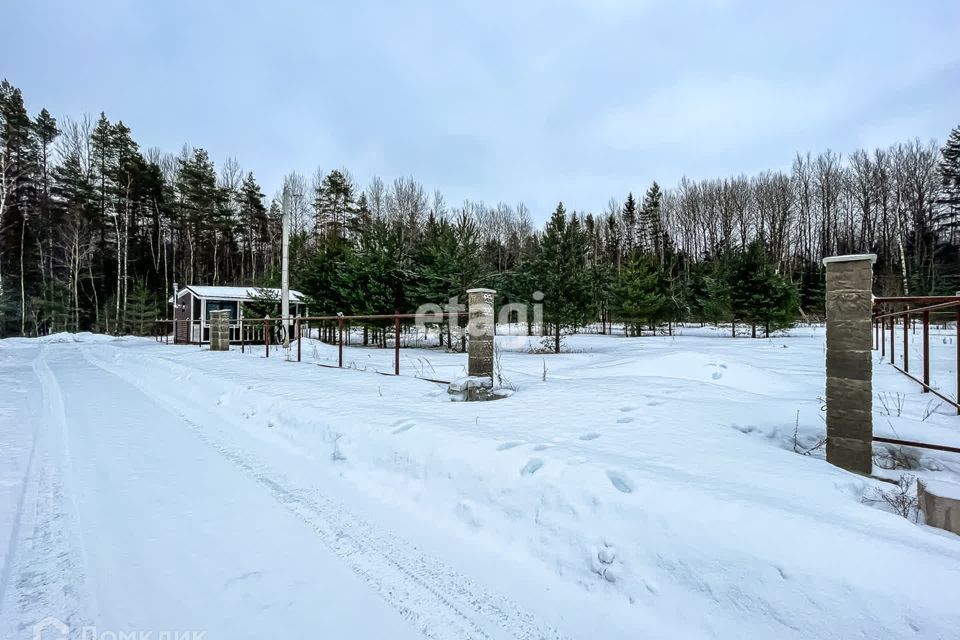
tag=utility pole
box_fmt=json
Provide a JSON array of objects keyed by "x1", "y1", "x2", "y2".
[{"x1": 281, "y1": 185, "x2": 291, "y2": 348}]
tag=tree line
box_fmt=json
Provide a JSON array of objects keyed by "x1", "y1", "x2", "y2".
[{"x1": 2, "y1": 78, "x2": 959, "y2": 348}]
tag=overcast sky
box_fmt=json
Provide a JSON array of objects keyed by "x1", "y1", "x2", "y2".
[{"x1": 4, "y1": 0, "x2": 958, "y2": 220}]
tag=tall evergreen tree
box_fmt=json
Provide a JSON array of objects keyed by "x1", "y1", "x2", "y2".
[
  {"x1": 614, "y1": 252, "x2": 669, "y2": 335},
  {"x1": 313, "y1": 169, "x2": 356, "y2": 240},
  {"x1": 726, "y1": 241, "x2": 799, "y2": 337},
  {"x1": 533, "y1": 203, "x2": 591, "y2": 353},
  {"x1": 622, "y1": 192, "x2": 637, "y2": 252},
  {"x1": 937, "y1": 125, "x2": 960, "y2": 233},
  {"x1": 641, "y1": 182, "x2": 664, "y2": 263},
  {"x1": 0, "y1": 80, "x2": 38, "y2": 335}
]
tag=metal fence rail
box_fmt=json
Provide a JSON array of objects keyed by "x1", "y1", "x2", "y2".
[
  {"x1": 150, "y1": 311, "x2": 470, "y2": 383},
  {"x1": 873, "y1": 297, "x2": 960, "y2": 414},
  {"x1": 871, "y1": 295, "x2": 960, "y2": 456}
]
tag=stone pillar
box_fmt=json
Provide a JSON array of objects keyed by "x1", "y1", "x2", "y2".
[
  {"x1": 823, "y1": 254, "x2": 876, "y2": 475},
  {"x1": 209, "y1": 309, "x2": 231, "y2": 351},
  {"x1": 466, "y1": 288, "x2": 496, "y2": 379}
]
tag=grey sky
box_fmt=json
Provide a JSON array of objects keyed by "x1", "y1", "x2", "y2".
[{"x1": 4, "y1": 0, "x2": 958, "y2": 219}]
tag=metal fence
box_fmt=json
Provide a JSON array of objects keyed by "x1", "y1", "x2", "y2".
[
  {"x1": 872, "y1": 295, "x2": 960, "y2": 455},
  {"x1": 150, "y1": 311, "x2": 470, "y2": 384},
  {"x1": 873, "y1": 296, "x2": 960, "y2": 413}
]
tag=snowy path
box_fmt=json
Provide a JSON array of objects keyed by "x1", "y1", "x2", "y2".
[
  {"x1": 3, "y1": 330, "x2": 960, "y2": 639},
  {"x1": 0, "y1": 343, "x2": 561, "y2": 640}
]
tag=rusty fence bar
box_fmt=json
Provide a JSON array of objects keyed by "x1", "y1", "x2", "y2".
[
  {"x1": 890, "y1": 312, "x2": 895, "y2": 363},
  {"x1": 923, "y1": 310, "x2": 930, "y2": 392},
  {"x1": 394, "y1": 313, "x2": 401, "y2": 376},
  {"x1": 874, "y1": 436, "x2": 960, "y2": 455},
  {"x1": 152, "y1": 310, "x2": 471, "y2": 384},
  {"x1": 874, "y1": 297, "x2": 960, "y2": 416},
  {"x1": 338, "y1": 316, "x2": 344, "y2": 368},
  {"x1": 903, "y1": 309, "x2": 909, "y2": 372},
  {"x1": 870, "y1": 298, "x2": 960, "y2": 454}
]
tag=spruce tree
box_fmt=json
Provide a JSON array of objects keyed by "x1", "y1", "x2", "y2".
[
  {"x1": 622, "y1": 192, "x2": 637, "y2": 252},
  {"x1": 614, "y1": 252, "x2": 668, "y2": 335},
  {"x1": 124, "y1": 281, "x2": 159, "y2": 335},
  {"x1": 726, "y1": 241, "x2": 799, "y2": 337},
  {"x1": 533, "y1": 203, "x2": 591, "y2": 353},
  {"x1": 641, "y1": 182, "x2": 663, "y2": 263}
]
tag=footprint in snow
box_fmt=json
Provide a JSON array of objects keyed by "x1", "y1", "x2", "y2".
[
  {"x1": 496, "y1": 441, "x2": 523, "y2": 451},
  {"x1": 532, "y1": 444, "x2": 550, "y2": 451},
  {"x1": 647, "y1": 400, "x2": 663, "y2": 407},
  {"x1": 711, "y1": 370, "x2": 723, "y2": 380},
  {"x1": 616, "y1": 417, "x2": 634, "y2": 424},
  {"x1": 521, "y1": 458, "x2": 544, "y2": 476},
  {"x1": 579, "y1": 432, "x2": 601, "y2": 441},
  {"x1": 619, "y1": 406, "x2": 636, "y2": 413},
  {"x1": 606, "y1": 470, "x2": 633, "y2": 494},
  {"x1": 392, "y1": 421, "x2": 415, "y2": 434},
  {"x1": 592, "y1": 544, "x2": 620, "y2": 583}
]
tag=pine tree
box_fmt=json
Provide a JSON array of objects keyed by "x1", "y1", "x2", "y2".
[
  {"x1": 937, "y1": 125, "x2": 960, "y2": 232},
  {"x1": 33, "y1": 108, "x2": 59, "y2": 276},
  {"x1": 313, "y1": 169, "x2": 356, "y2": 240},
  {"x1": 238, "y1": 172, "x2": 268, "y2": 281},
  {"x1": 0, "y1": 80, "x2": 38, "y2": 335},
  {"x1": 51, "y1": 135, "x2": 96, "y2": 331},
  {"x1": 247, "y1": 287, "x2": 281, "y2": 319},
  {"x1": 176, "y1": 148, "x2": 225, "y2": 284}
]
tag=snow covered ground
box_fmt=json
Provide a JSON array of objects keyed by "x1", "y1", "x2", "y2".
[{"x1": 1, "y1": 326, "x2": 959, "y2": 639}]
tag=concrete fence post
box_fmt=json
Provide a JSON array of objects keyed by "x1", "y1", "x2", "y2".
[
  {"x1": 466, "y1": 288, "x2": 496, "y2": 379},
  {"x1": 823, "y1": 254, "x2": 877, "y2": 475},
  {"x1": 209, "y1": 309, "x2": 231, "y2": 351}
]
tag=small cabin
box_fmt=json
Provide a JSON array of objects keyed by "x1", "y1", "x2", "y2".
[{"x1": 170, "y1": 285, "x2": 308, "y2": 344}]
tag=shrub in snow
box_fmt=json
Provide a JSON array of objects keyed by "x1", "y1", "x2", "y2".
[
  {"x1": 331, "y1": 433, "x2": 346, "y2": 462},
  {"x1": 861, "y1": 475, "x2": 919, "y2": 521}
]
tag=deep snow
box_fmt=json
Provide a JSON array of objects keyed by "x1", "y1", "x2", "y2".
[{"x1": 1, "y1": 326, "x2": 959, "y2": 639}]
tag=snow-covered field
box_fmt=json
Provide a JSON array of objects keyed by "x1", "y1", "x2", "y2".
[{"x1": 1, "y1": 326, "x2": 959, "y2": 639}]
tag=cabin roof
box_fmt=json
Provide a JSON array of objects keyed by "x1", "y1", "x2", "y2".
[{"x1": 172, "y1": 286, "x2": 307, "y2": 303}]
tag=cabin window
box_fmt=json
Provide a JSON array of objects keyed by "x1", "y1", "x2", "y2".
[{"x1": 205, "y1": 300, "x2": 239, "y2": 321}]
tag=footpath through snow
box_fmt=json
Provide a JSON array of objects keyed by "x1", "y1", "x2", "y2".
[{"x1": 1, "y1": 328, "x2": 959, "y2": 639}]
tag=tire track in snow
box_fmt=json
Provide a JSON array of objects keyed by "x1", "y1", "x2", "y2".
[
  {"x1": 0, "y1": 346, "x2": 95, "y2": 638},
  {"x1": 0, "y1": 352, "x2": 43, "y2": 622},
  {"x1": 81, "y1": 346, "x2": 566, "y2": 640}
]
